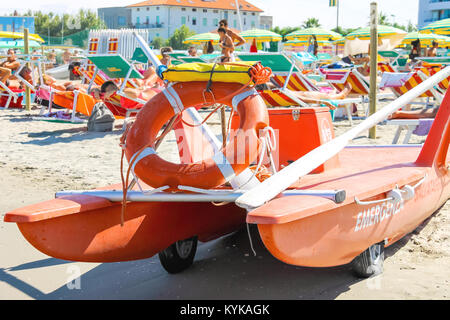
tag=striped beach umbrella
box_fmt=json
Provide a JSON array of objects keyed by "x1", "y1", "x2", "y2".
[
  {"x1": 420, "y1": 18, "x2": 450, "y2": 35},
  {"x1": 345, "y1": 25, "x2": 407, "y2": 40},
  {"x1": 0, "y1": 40, "x2": 41, "y2": 49},
  {"x1": 284, "y1": 39, "x2": 333, "y2": 47},
  {"x1": 239, "y1": 29, "x2": 282, "y2": 43},
  {"x1": 184, "y1": 33, "x2": 220, "y2": 45},
  {"x1": 286, "y1": 28, "x2": 343, "y2": 41},
  {"x1": 401, "y1": 31, "x2": 448, "y2": 46},
  {"x1": 0, "y1": 31, "x2": 45, "y2": 43}
]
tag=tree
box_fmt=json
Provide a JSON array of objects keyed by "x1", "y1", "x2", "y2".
[
  {"x1": 152, "y1": 37, "x2": 166, "y2": 49},
  {"x1": 166, "y1": 25, "x2": 196, "y2": 50},
  {"x1": 19, "y1": 9, "x2": 105, "y2": 37},
  {"x1": 271, "y1": 26, "x2": 301, "y2": 41},
  {"x1": 301, "y1": 18, "x2": 321, "y2": 29}
]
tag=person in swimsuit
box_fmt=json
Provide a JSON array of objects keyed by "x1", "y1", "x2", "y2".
[
  {"x1": 99, "y1": 80, "x2": 159, "y2": 109},
  {"x1": 0, "y1": 49, "x2": 21, "y2": 83},
  {"x1": 427, "y1": 41, "x2": 439, "y2": 57},
  {"x1": 388, "y1": 108, "x2": 438, "y2": 120},
  {"x1": 218, "y1": 28, "x2": 234, "y2": 63},
  {"x1": 263, "y1": 81, "x2": 353, "y2": 109},
  {"x1": 218, "y1": 19, "x2": 245, "y2": 62}
]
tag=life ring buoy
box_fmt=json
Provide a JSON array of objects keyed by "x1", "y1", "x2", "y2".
[{"x1": 124, "y1": 81, "x2": 269, "y2": 191}]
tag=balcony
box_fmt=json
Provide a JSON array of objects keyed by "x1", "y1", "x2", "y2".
[{"x1": 132, "y1": 22, "x2": 164, "y2": 29}]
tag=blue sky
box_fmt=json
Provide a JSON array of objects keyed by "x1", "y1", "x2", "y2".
[{"x1": 0, "y1": 0, "x2": 419, "y2": 30}]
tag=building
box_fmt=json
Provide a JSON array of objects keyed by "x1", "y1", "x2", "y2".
[
  {"x1": 0, "y1": 16, "x2": 35, "y2": 33},
  {"x1": 418, "y1": 0, "x2": 450, "y2": 29},
  {"x1": 99, "y1": 0, "x2": 266, "y2": 42},
  {"x1": 98, "y1": 7, "x2": 132, "y2": 29},
  {"x1": 259, "y1": 15, "x2": 273, "y2": 30}
]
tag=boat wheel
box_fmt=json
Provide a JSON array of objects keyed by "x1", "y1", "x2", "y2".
[
  {"x1": 158, "y1": 236, "x2": 198, "y2": 274},
  {"x1": 351, "y1": 241, "x2": 385, "y2": 278}
]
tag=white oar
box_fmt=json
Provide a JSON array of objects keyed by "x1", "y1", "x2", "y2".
[{"x1": 235, "y1": 66, "x2": 450, "y2": 210}]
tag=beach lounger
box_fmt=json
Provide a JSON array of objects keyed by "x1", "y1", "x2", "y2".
[
  {"x1": 236, "y1": 53, "x2": 358, "y2": 123},
  {"x1": 381, "y1": 70, "x2": 444, "y2": 104},
  {"x1": 0, "y1": 81, "x2": 21, "y2": 109},
  {"x1": 319, "y1": 68, "x2": 395, "y2": 117},
  {"x1": 385, "y1": 118, "x2": 434, "y2": 144}
]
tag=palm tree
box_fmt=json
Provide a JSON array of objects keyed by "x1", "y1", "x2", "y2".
[{"x1": 301, "y1": 18, "x2": 321, "y2": 29}]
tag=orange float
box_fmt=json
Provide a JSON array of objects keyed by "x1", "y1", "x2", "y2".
[{"x1": 124, "y1": 81, "x2": 269, "y2": 190}]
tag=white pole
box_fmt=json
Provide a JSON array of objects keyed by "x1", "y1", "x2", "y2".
[
  {"x1": 235, "y1": 65, "x2": 450, "y2": 210},
  {"x1": 235, "y1": 0, "x2": 243, "y2": 31}
]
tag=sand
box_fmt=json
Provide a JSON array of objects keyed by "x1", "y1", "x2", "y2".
[{"x1": 0, "y1": 103, "x2": 448, "y2": 300}]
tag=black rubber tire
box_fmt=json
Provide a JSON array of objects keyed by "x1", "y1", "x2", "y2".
[
  {"x1": 158, "y1": 236, "x2": 198, "y2": 274},
  {"x1": 351, "y1": 242, "x2": 385, "y2": 278}
]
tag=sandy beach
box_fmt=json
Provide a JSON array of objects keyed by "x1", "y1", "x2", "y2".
[{"x1": 0, "y1": 104, "x2": 448, "y2": 300}]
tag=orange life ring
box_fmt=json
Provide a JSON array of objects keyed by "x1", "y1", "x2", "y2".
[{"x1": 124, "y1": 81, "x2": 269, "y2": 190}]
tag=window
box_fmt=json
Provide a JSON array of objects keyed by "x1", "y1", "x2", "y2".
[
  {"x1": 146, "y1": 16, "x2": 150, "y2": 24},
  {"x1": 203, "y1": 9, "x2": 207, "y2": 13},
  {"x1": 192, "y1": 8, "x2": 197, "y2": 12},
  {"x1": 233, "y1": 20, "x2": 237, "y2": 28},
  {"x1": 251, "y1": 21, "x2": 255, "y2": 28},
  {"x1": 213, "y1": 10, "x2": 219, "y2": 13},
  {"x1": 181, "y1": 16, "x2": 186, "y2": 24},
  {"x1": 147, "y1": 7, "x2": 149, "y2": 11},
  {"x1": 244, "y1": 18, "x2": 246, "y2": 25},
  {"x1": 182, "y1": 8, "x2": 186, "y2": 11},
  {"x1": 157, "y1": 7, "x2": 160, "y2": 10},
  {"x1": 117, "y1": 16, "x2": 126, "y2": 26},
  {"x1": 213, "y1": 18, "x2": 218, "y2": 26},
  {"x1": 156, "y1": 16, "x2": 160, "y2": 24},
  {"x1": 192, "y1": 18, "x2": 197, "y2": 25},
  {"x1": 252, "y1": 13, "x2": 255, "y2": 16},
  {"x1": 203, "y1": 18, "x2": 207, "y2": 26},
  {"x1": 136, "y1": 17, "x2": 140, "y2": 24},
  {"x1": 137, "y1": 8, "x2": 140, "y2": 11}
]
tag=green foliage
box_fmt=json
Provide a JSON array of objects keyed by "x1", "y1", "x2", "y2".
[
  {"x1": 18, "y1": 9, "x2": 105, "y2": 37},
  {"x1": 166, "y1": 25, "x2": 196, "y2": 50},
  {"x1": 301, "y1": 18, "x2": 321, "y2": 29},
  {"x1": 151, "y1": 37, "x2": 166, "y2": 49},
  {"x1": 270, "y1": 26, "x2": 301, "y2": 41},
  {"x1": 331, "y1": 26, "x2": 355, "y2": 37}
]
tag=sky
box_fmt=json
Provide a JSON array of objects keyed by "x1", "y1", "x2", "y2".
[{"x1": 0, "y1": 0, "x2": 419, "y2": 30}]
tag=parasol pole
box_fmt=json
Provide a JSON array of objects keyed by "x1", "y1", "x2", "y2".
[
  {"x1": 235, "y1": 0, "x2": 243, "y2": 31},
  {"x1": 24, "y1": 28, "x2": 31, "y2": 111},
  {"x1": 369, "y1": 2, "x2": 378, "y2": 139}
]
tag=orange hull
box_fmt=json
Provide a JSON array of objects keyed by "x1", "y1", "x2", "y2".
[{"x1": 6, "y1": 190, "x2": 246, "y2": 262}]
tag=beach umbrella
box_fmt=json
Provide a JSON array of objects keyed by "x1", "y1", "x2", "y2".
[
  {"x1": 420, "y1": 18, "x2": 450, "y2": 35},
  {"x1": 285, "y1": 28, "x2": 342, "y2": 41},
  {"x1": 0, "y1": 31, "x2": 45, "y2": 43},
  {"x1": 239, "y1": 28, "x2": 282, "y2": 43},
  {"x1": 343, "y1": 25, "x2": 407, "y2": 56},
  {"x1": 345, "y1": 25, "x2": 407, "y2": 40},
  {"x1": 284, "y1": 39, "x2": 333, "y2": 47},
  {"x1": 0, "y1": 40, "x2": 41, "y2": 49},
  {"x1": 184, "y1": 33, "x2": 220, "y2": 45},
  {"x1": 401, "y1": 31, "x2": 447, "y2": 46}
]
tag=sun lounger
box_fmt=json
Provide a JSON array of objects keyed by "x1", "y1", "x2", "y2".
[
  {"x1": 0, "y1": 81, "x2": 20, "y2": 109},
  {"x1": 319, "y1": 68, "x2": 395, "y2": 117},
  {"x1": 385, "y1": 118, "x2": 434, "y2": 144}
]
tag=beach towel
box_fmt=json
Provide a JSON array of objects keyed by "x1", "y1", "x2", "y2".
[
  {"x1": 412, "y1": 119, "x2": 434, "y2": 136},
  {"x1": 380, "y1": 72, "x2": 414, "y2": 89}
]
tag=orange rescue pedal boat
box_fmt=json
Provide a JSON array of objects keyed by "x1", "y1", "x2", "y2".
[{"x1": 4, "y1": 77, "x2": 450, "y2": 278}]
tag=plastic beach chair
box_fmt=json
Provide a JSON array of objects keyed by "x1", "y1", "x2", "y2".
[
  {"x1": 0, "y1": 81, "x2": 20, "y2": 109},
  {"x1": 385, "y1": 118, "x2": 434, "y2": 144}
]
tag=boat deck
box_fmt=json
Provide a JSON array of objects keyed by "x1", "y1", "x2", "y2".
[{"x1": 247, "y1": 145, "x2": 428, "y2": 224}]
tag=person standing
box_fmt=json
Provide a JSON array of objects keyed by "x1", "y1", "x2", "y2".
[
  {"x1": 218, "y1": 19, "x2": 245, "y2": 60},
  {"x1": 218, "y1": 28, "x2": 235, "y2": 63}
]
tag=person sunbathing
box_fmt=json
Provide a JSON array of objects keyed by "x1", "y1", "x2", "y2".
[
  {"x1": 41, "y1": 74, "x2": 89, "y2": 92},
  {"x1": 96, "y1": 80, "x2": 160, "y2": 109},
  {"x1": 0, "y1": 49, "x2": 21, "y2": 83},
  {"x1": 388, "y1": 108, "x2": 438, "y2": 120},
  {"x1": 263, "y1": 81, "x2": 353, "y2": 109}
]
